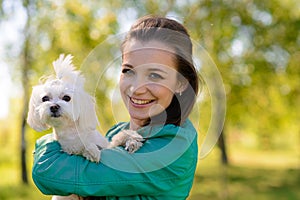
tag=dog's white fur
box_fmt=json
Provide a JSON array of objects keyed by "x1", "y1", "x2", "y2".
[{"x1": 27, "y1": 54, "x2": 143, "y2": 200}]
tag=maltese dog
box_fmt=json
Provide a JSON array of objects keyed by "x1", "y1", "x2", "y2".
[{"x1": 27, "y1": 54, "x2": 143, "y2": 200}]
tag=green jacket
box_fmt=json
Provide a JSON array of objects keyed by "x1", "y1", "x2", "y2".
[{"x1": 32, "y1": 119, "x2": 198, "y2": 200}]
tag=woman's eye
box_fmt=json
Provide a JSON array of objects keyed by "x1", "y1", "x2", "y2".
[
  {"x1": 62, "y1": 95, "x2": 71, "y2": 102},
  {"x1": 121, "y1": 68, "x2": 135, "y2": 75},
  {"x1": 149, "y1": 73, "x2": 163, "y2": 80},
  {"x1": 42, "y1": 96, "x2": 50, "y2": 102}
]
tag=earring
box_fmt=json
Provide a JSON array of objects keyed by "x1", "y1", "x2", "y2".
[{"x1": 179, "y1": 91, "x2": 182, "y2": 96}]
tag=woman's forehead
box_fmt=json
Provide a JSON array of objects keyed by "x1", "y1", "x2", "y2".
[{"x1": 123, "y1": 40, "x2": 177, "y2": 68}]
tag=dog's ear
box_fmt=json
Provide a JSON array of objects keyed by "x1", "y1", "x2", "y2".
[
  {"x1": 73, "y1": 90, "x2": 99, "y2": 131},
  {"x1": 27, "y1": 86, "x2": 50, "y2": 132}
]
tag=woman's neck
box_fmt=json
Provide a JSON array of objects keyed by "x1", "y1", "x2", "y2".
[{"x1": 129, "y1": 118, "x2": 147, "y2": 130}]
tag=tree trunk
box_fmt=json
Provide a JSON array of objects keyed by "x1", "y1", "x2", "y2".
[
  {"x1": 218, "y1": 129, "x2": 229, "y2": 165},
  {"x1": 20, "y1": 0, "x2": 32, "y2": 184},
  {"x1": 21, "y1": 110, "x2": 28, "y2": 184},
  {"x1": 20, "y1": 33, "x2": 30, "y2": 185}
]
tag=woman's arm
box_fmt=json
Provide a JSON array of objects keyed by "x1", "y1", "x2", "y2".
[{"x1": 32, "y1": 121, "x2": 198, "y2": 197}]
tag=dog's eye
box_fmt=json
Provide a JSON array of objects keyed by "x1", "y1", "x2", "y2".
[
  {"x1": 42, "y1": 96, "x2": 50, "y2": 102},
  {"x1": 62, "y1": 95, "x2": 71, "y2": 102}
]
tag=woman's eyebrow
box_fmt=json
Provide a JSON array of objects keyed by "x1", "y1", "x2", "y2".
[
  {"x1": 147, "y1": 67, "x2": 168, "y2": 74},
  {"x1": 122, "y1": 63, "x2": 134, "y2": 68}
]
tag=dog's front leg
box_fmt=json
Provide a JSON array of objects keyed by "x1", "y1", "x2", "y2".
[
  {"x1": 82, "y1": 143, "x2": 101, "y2": 163},
  {"x1": 109, "y1": 130, "x2": 144, "y2": 153}
]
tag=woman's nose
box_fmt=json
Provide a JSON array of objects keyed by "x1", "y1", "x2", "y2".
[{"x1": 130, "y1": 77, "x2": 148, "y2": 95}]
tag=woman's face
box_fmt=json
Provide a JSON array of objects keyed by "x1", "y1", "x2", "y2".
[{"x1": 120, "y1": 40, "x2": 182, "y2": 129}]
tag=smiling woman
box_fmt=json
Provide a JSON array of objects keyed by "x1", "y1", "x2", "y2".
[{"x1": 120, "y1": 16, "x2": 200, "y2": 129}]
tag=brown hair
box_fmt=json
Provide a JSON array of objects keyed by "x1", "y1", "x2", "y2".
[{"x1": 121, "y1": 15, "x2": 200, "y2": 126}]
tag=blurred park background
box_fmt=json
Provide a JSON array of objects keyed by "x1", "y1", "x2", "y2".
[{"x1": 0, "y1": 0, "x2": 299, "y2": 199}]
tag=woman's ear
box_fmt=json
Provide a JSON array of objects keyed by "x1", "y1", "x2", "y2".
[{"x1": 175, "y1": 79, "x2": 188, "y2": 95}]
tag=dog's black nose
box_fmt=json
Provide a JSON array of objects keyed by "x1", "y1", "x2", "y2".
[{"x1": 50, "y1": 105, "x2": 60, "y2": 113}]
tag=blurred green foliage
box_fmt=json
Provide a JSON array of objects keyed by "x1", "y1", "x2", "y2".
[{"x1": 3, "y1": 0, "x2": 297, "y2": 148}]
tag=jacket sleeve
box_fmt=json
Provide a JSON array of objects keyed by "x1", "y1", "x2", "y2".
[{"x1": 32, "y1": 124, "x2": 197, "y2": 197}]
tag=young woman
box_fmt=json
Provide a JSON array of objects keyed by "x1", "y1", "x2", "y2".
[{"x1": 32, "y1": 15, "x2": 201, "y2": 200}]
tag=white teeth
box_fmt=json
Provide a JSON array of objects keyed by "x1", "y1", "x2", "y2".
[{"x1": 131, "y1": 98, "x2": 152, "y2": 105}]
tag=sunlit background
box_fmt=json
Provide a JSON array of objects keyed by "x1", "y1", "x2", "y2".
[{"x1": 0, "y1": 0, "x2": 299, "y2": 199}]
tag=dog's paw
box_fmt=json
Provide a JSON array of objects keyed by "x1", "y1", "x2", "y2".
[
  {"x1": 125, "y1": 138, "x2": 143, "y2": 153},
  {"x1": 122, "y1": 130, "x2": 144, "y2": 153},
  {"x1": 82, "y1": 144, "x2": 101, "y2": 163}
]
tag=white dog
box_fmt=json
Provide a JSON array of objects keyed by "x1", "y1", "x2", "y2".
[{"x1": 27, "y1": 54, "x2": 143, "y2": 200}]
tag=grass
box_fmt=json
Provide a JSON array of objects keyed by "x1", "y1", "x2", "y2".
[
  {"x1": 189, "y1": 165, "x2": 299, "y2": 200},
  {"x1": 188, "y1": 147, "x2": 299, "y2": 200},
  {"x1": 0, "y1": 134, "x2": 51, "y2": 200},
  {"x1": 0, "y1": 184, "x2": 50, "y2": 200}
]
